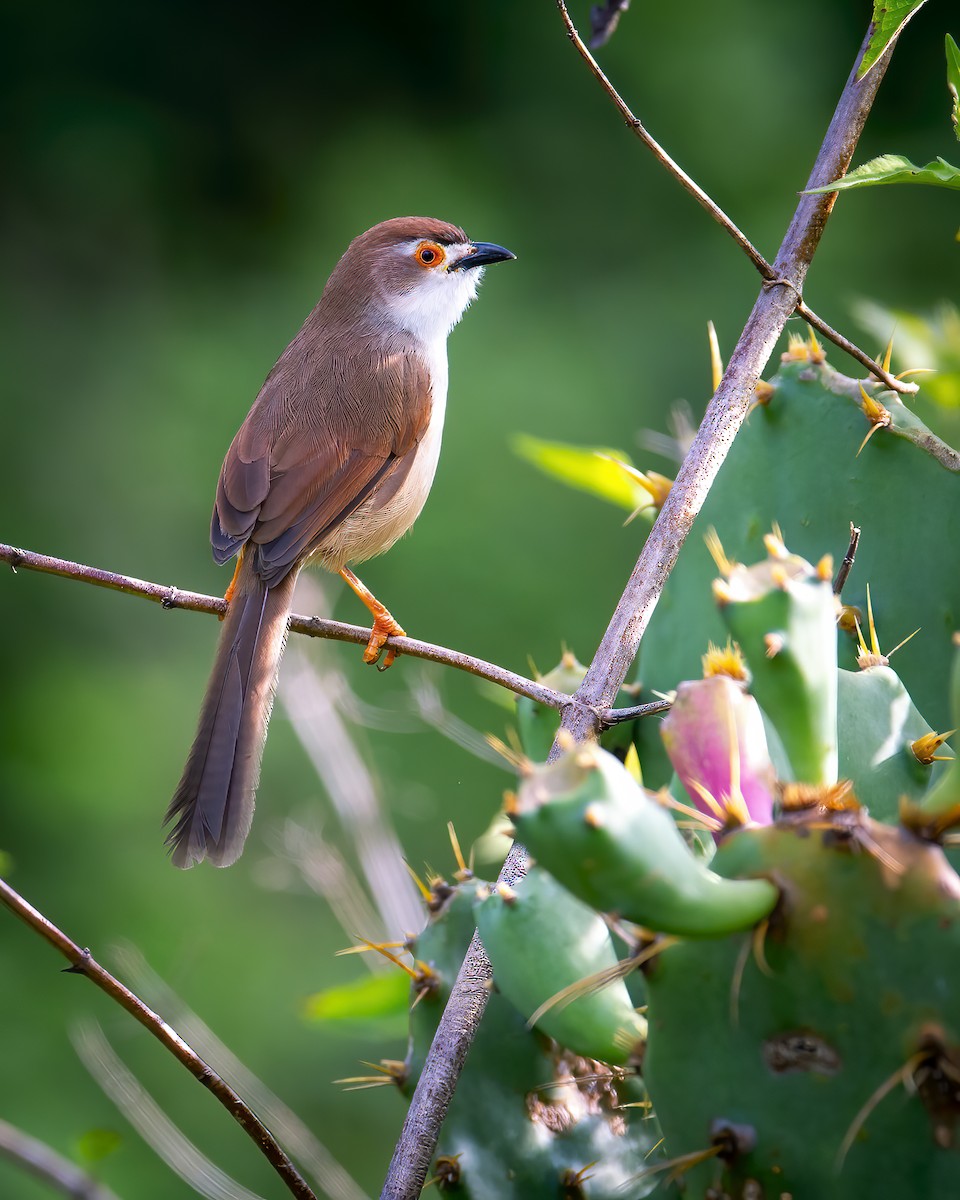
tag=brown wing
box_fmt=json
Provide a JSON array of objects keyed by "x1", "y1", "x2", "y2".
[{"x1": 212, "y1": 338, "x2": 433, "y2": 586}]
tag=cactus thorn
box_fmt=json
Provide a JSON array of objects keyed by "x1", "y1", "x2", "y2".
[
  {"x1": 707, "y1": 319, "x2": 723, "y2": 392},
  {"x1": 428, "y1": 1154, "x2": 463, "y2": 1191},
  {"x1": 769, "y1": 564, "x2": 789, "y2": 589},
  {"x1": 836, "y1": 1048, "x2": 929, "y2": 1173},
  {"x1": 838, "y1": 603, "x2": 862, "y2": 633},
  {"x1": 911, "y1": 729, "x2": 956, "y2": 765},
  {"x1": 446, "y1": 821, "x2": 473, "y2": 881},
  {"x1": 583, "y1": 802, "x2": 605, "y2": 829},
  {"x1": 807, "y1": 326, "x2": 824, "y2": 360},
  {"x1": 336, "y1": 1059, "x2": 408, "y2": 1091},
  {"x1": 403, "y1": 862, "x2": 434, "y2": 903},
  {"x1": 335, "y1": 938, "x2": 407, "y2": 958},
  {"x1": 485, "y1": 732, "x2": 532, "y2": 774},
  {"x1": 764, "y1": 632, "x2": 785, "y2": 658},
  {"x1": 816, "y1": 553, "x2": 834, "y2": 582},
  {"x1": 879, "y1": 328, "x2": 896, "y2": 376},
  {"x1": 763, "y1": 525, "x2": 788, "y2": 560},
  {"x1": 495, "y1": 882, "x2": 518, "y2": 904},
  {"x1": 856, "y1": 383, "x2": 892, "y2": 455},
  {"x1": 705, "y1": 527, "x2": 735, "y2": 577},
  {"x1": 751, "y1": 378, "x2": 776, "y2": 409},
  {"x1": 713, "y1": 577, "x2": 733, "y2": 605},
  {"x1": 701, "y1": 638, "x2": 749, "y2": 681}
]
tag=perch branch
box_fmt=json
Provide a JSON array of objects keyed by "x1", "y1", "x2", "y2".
[
  {"x1": 381, "y1": 15, "x2": 899, "y2": 1200},
  {"x1": 555, "y1": 0, "x2": 917, "y2": 397},
  {"x1": 0, "y1": 876, "x2": 317, "y2": 1200},
  {"x1": 0, "y1": 543, "x2": 575, "y2": 714},
  {"x1": 0, "y1": 1117, "x2": 122, "y2": 1200}
]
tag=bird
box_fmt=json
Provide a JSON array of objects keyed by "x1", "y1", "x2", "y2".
[{"x1": 164, "y1": 216, "x2": 515, "y2": 868}]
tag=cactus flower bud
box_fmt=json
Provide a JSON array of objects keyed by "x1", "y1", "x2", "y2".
[{"x1": 661, "y1": 675, "x2": 776, "y2": 836}]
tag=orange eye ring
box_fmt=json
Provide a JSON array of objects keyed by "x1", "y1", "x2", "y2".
[{"x1": 415, "y1": 241, "x2": 445, "y2": 268}]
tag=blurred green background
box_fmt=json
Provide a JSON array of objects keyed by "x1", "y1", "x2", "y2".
[{"x1": 1, "y1": 1, "x2": 956, "y2": 1196}]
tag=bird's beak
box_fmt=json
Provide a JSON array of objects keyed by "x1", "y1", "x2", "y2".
[{"x1": 451, "y1": 242, "x2": 517, "y2": 271}]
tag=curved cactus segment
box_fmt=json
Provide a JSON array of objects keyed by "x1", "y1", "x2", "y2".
[
  {"x1": 511, "y1": 745, "x2": 778, "y2": 937},
  {"x1": 716, "y1": 536, "x2": 839, "y2": 786},
  {"x1": 661, "y1": 675, "x2": 775, "y2": 834},
  {"x1": 837, "y1": 664, "x2": 948, "y2": 823},
  {"x1": 474, "y1": 867, "x2": 646, "y2": 1065}
]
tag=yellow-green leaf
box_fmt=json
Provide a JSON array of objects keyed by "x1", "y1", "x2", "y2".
[
  {"x1": 73, "y1": 1128, "x2": 122, "y2": 1165},
  {"x1": 858, "y1": 1, "x2": 928, "y2": 79},
  {"x1": 512, "y1": 434, "x2": 651, "y2": 511},
  {"x1": 806, "y1": 153, "x2": 960, "y2": 193},
  {"x1": 304, "y1": 970, "x2": 410, "y2": 1023}
]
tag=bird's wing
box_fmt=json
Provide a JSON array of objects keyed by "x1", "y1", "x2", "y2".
[{"x1": 211, "y1": 345, "x2": 433, "y2": 585}]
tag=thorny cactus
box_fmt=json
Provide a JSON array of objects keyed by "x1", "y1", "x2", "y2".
[{"x1": 378, "y1": 349, "x2": 960, "y2": 1196}]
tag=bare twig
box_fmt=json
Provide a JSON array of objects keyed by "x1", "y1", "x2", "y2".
[
  {"x1": 0, "y1": 876, "x2": 317, "y2": 1200},
  {"x1": 0, "y1": 542, "x2": 573, "y2": 714},
  {"x1": 381, "y1": 15, "x2": 899, "y2": 1199},
  {"x1": 555, "y1": 0, "x2": 918, "y2": 397},
  {"x1": 0, "y1": 1117, "x2": 122, "y2": 1200}
]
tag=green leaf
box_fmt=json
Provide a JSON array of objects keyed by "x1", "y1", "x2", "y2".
[
  {"x1": 858, "y1": 1, "x2": 928, "y2": 79},
  {"x1": 948, "y1": 34, "x2": 960, "y2": 141},
  {"x1": 303, "y1": 969, "x2": 410, "y2": 1023},
  {"x1": 512, "y1": 433, "x2": 651, "y2": 512},
  {"x1": 806, "y1": 153, "x2": 960, "y2": 192},
  {"x1": 73, "y1": 1128, "x2": 122, "y2": 1165}
]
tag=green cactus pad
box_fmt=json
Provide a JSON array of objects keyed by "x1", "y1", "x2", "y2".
[
  {"x1": 511, "y1": 745, "x2": 778, "y2": 937},
  {"x1": 717, "y1": 543, "x2": 839, "y2": 786},
  {"x1": 475, "y1": 866, "x2": 646, "y2": 1065},
  {"x1": 643, "y1": 813, "x2": 960, "y2": 1197},
  {"x1": 838, "y1": 663, "x2": 950, "y2": 823}
]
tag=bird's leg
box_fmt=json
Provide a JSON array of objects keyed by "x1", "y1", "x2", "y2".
[
  {"x1": 221, "y1": 551, "x2": 245, "y2": 619},
  {"x1": 339, "y1": 567, "x2": 406, "y2": 669}
]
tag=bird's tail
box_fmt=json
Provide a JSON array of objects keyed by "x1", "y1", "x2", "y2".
[{"x1": 165, "y1": 556, "x2": 298, "y2": 868}]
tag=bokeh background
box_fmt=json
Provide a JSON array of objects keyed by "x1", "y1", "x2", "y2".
[{"x1": 1, "y1": 1, "x2": 957, "y2": 1196}]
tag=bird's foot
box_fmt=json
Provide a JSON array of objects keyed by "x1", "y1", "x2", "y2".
[{"x1": 363, "y1": 611, "x2": 406, "y2": 670}]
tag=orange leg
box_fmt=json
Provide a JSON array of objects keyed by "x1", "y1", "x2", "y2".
[
  {"x1": 222, "y1": 551, "x2": 245, "y2": 618},
  {"x1": 339, "y1": 567, "x2": 406, "y2": 669}
]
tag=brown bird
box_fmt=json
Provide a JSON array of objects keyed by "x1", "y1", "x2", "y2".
[{"x1": 165, "y1": 217, "x2": 515, "y2": 868}]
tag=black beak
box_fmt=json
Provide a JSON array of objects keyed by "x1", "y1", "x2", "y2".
[{"x1": 452, "y1": 242, "x2": 517, "y2": 271}]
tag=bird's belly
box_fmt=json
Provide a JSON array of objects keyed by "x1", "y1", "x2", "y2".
[{"x1": 314, "y1": 407, "x2": 445, "y2": 572}]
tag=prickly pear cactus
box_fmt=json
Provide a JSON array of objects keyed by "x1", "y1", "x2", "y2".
[
  {"x1": 505, "y1": 528, "x2": 960, "y2": 1198},
  {"x1": 395, "y1": 874, "x2": 662, "y2": 1198}
]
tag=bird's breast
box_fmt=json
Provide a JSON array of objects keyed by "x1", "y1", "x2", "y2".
[{"x1": 316, "y1": 341, "x2": 448, "y2": 570}]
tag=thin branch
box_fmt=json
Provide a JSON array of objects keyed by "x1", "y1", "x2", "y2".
[
  {"x1": 381, "y1": 15, "x2": 899, "y2": 1200},
  {"x1": 0, "y1": 542, "x2": 573, "y2": 713},
  {"x1": 555, "y1": 0, "x2": 918, "y2": 397},
  {"x1": 0, "y1": 1117, "x2": 122, "y2": 1200},
  {"x1": 0, "y1": 876, "x2": 318, "y2": 1200}
]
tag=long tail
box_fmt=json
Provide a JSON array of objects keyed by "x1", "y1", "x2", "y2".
[{"x1": 164, "y1": 557, "x2": 298, "y2": 868}]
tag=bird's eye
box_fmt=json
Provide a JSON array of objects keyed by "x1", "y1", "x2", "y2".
[{"x1": 415, "y1": 242, "x2": 444, "y2": 268}]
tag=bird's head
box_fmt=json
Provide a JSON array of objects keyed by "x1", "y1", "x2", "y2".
[{"x1": 324, "y1": 216, "x2": 516, "y2": 344}]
